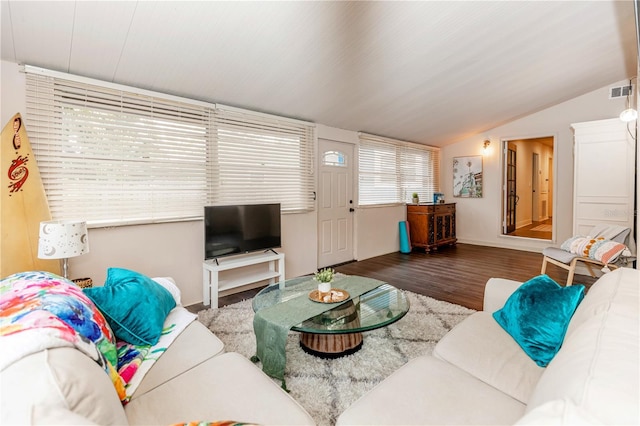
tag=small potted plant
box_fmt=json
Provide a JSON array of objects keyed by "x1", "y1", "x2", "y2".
[
  {"x1": 412, "y1": 192, "x2": 419, "y2": 204},
  {"x1": 314, "y1": 268, "x2": 335, "y2": 294}
]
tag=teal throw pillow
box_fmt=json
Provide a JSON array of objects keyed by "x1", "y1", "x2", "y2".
[
  {"x1": 84, "y1": 268, "x2": 176, "y2": 346},
  {"x1": 492, "y1": 274, "x2": 585, "y2": 367}
]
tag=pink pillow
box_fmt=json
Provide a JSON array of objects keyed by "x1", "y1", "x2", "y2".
[{"x1": 591, "y1": 240, "x2": 627, "y2": 264}]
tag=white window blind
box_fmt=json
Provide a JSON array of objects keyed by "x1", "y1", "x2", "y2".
[
  {"x1": 358, "y1": 133, "x2": 440, "y2": 205},
  {"x1": 26, "y1": 69, "x2": 212, "y2": 226},
  {"x1": 24, "y1": 66, "x2": 316, "y2": 226},
  {"x1": 211, "y1": 105, "x2": 316, "y2": 212}
]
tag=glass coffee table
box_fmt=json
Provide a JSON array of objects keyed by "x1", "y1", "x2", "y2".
[{"x1": 252, "y1": 276, "x2": 410, "y2": 358}]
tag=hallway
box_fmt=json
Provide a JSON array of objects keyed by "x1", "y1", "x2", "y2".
[{"x1": 507, "y1": 218, "x2": 553, "y2": 240}]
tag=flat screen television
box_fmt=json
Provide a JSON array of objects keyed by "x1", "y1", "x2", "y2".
[{"x1": 204, "y1": 203, "x2": 281, "y2": 260}]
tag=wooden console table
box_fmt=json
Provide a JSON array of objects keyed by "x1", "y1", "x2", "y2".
[{"x1": 406, "y1": 203, "x2": 457, "y2": 252}]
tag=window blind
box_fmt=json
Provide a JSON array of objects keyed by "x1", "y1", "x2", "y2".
[
  {"x1": 24, "y1": 66, "x2": 316, "y2": 226},
  {"x1": 211, "y1": 105, "x2": 316, "y2": 212},
  {"x1": 26, "y1": 70, "x2": 212, "y2": 226},
  {"x1": 358, "y1": 133, "x2": 440, "y2": 206}
]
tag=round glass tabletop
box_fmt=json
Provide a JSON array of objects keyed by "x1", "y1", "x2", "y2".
[{"x1": 252, "y1": 276, "x2": 410, "y2": 334}]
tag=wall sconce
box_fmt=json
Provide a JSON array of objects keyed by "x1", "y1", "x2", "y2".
[
  {"x1": 619, "y1": 79, "x2": 637, "y2": 122},
  {"x1": 620, "y1": 107, "x2": 638, "y2": 122},
  {"x1": 38, "y1": 220, "x2": 89, "y2": 279},
  {"x1": 483, "y1": 139, "x2": 492, "y2": 155}
]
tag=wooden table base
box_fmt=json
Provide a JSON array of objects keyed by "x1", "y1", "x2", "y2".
[{"x1": 299, "y1": 332, "x2": 364, "y2": 358}]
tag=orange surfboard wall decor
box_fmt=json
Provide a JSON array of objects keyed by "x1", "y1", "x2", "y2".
[{"x1": 1, "y1": 113, "x2": 61, "y2": 277}]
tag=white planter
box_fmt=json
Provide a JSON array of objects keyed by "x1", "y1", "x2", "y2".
[{"x1": 318, "y1": 281, "x2": 332, "y2": 293}]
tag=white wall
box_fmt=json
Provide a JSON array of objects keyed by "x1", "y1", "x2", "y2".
[
  {"x1": 1, "y1": 61, "x2": 26, "y2": 125},
  {"x1": 441, "y1": 81, "x2": 632, "y2": 253},
  {"x1": 355, "y1": 205, "x2": 406, "y2": 260}
]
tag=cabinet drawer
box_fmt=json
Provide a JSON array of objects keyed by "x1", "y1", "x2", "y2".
[
  {"x1": 435, "y1": 204, "x2": 455, "y2": 214},
  {"x1": 407, "y1": 205, "x2": 432, "y2": 214}
]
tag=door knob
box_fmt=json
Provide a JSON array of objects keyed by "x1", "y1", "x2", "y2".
[{"x1": 349, "y1": 208, "x2": 355, "y2": 212}]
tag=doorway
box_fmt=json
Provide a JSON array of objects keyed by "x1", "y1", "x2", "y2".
[
  {"x1": 317, "y1": 139, "x2": 355, "y2": 268},
  {"x1": 501, "y1": 136, "x2": 554, "y2": 240}
]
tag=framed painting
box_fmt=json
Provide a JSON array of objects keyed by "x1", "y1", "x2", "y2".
[{"x1": 453, "y1": 156, "x2": 483, "y2": 198}]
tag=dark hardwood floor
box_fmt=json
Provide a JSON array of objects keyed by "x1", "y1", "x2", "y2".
[
  {"x1": 507, "y1": 218, "x2": 553, "y2": 240},
  {"x1": 333, "y1": 243, "x2": 599, "y2": 310},
  {"x1": 188, "y1": 243, "x2": 598, "y2": 312}
]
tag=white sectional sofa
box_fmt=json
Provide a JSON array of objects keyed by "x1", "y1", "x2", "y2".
[
  {"x1": 1, "y1": 276, "x2": 314, "y2": 426},
  {"x1": 337, "y1": 267, "x2": 640, "y2": 425}
]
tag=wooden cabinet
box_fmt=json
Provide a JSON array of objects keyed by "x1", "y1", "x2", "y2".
[{"x1": 406, "y1": 203, "x2": 457, "y2": 252}]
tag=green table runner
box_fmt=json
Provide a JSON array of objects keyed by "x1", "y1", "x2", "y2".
[{"x1": 252, "y1": 275, "x2": 384, "y2": 388}]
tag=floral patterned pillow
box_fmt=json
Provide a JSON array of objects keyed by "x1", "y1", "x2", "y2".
[{"x1": 0, "y1": 271, "x2": 125, "y2": 401}]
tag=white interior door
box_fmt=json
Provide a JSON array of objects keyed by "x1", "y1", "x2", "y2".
[{"x1": 317, "y1": 139, "x2": 354, "y2": 268}]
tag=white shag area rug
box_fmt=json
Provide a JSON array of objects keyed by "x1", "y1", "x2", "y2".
[{"x1": 197, "y1": 291, "x2": 474, "y2": 426}]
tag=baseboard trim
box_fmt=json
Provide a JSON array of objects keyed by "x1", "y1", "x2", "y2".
[{"x1": 456, "y1": 238, "x2": 547, "y2": 254}]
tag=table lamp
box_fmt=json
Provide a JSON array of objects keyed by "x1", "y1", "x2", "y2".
[{"x1": 38, "y1": 220, "x2": 89, "y2": 279}]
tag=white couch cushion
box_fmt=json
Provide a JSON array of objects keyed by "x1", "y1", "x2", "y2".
[
  {"x1": 125, "y1": 352, "x2": 314, "y2": 425},
  {"x1": 336, "y1": 355, "x2": 525, "y2": 426},
  {"x1": 130, "y1": 318, "x2": 224, "y2": 400},
  {"x1": 526, "y1": 268, "x2": 640, "y2": 424},
  {"x1": 433, "y1": 311, "x2": 544, "y2": 404},
  {"x1": 516, "y1": 399, "x2": 602, "y2": 425},
  {"x1": 0, "y1": 348, "x2": 128, "y2": 425},
  {"x1": 483, "y1": 277, "x2": 523, "y2": 312},
  {"x1": 566, "y1": 267, "x2": 638, "y2": 338},
  {"x1": 153, "y1": 276, "x2": 182, "y2": 306}
]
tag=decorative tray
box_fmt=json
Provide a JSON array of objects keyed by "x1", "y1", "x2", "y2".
[{"x1": 308, "y1": 288, "x2": 350, "y2": 304}]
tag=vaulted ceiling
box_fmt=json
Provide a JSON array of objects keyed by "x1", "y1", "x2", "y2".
[{"x1": 1, "y1": 1, "x2": 637, "y2": 146}]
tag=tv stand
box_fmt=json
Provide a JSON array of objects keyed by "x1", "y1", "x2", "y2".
[{"x1": 202, "y1": 251, "x2": 285, "y2": 308}]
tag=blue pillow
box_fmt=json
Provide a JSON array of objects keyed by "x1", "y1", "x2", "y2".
[
  {"x1": 492, "y1": 275, "x2": 584, "y2": 367},
  {"x1": 84, "y1": 268, "x2": 176, "y2": 346}
]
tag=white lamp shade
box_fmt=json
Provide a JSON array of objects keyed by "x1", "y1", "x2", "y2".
[{"x1": 38, "y1": 220, "x2": 89, "y2": 259}]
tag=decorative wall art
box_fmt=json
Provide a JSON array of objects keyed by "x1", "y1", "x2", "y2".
[{"x1": 453, "y1": 156, "x2": 483, "y2": 198}]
